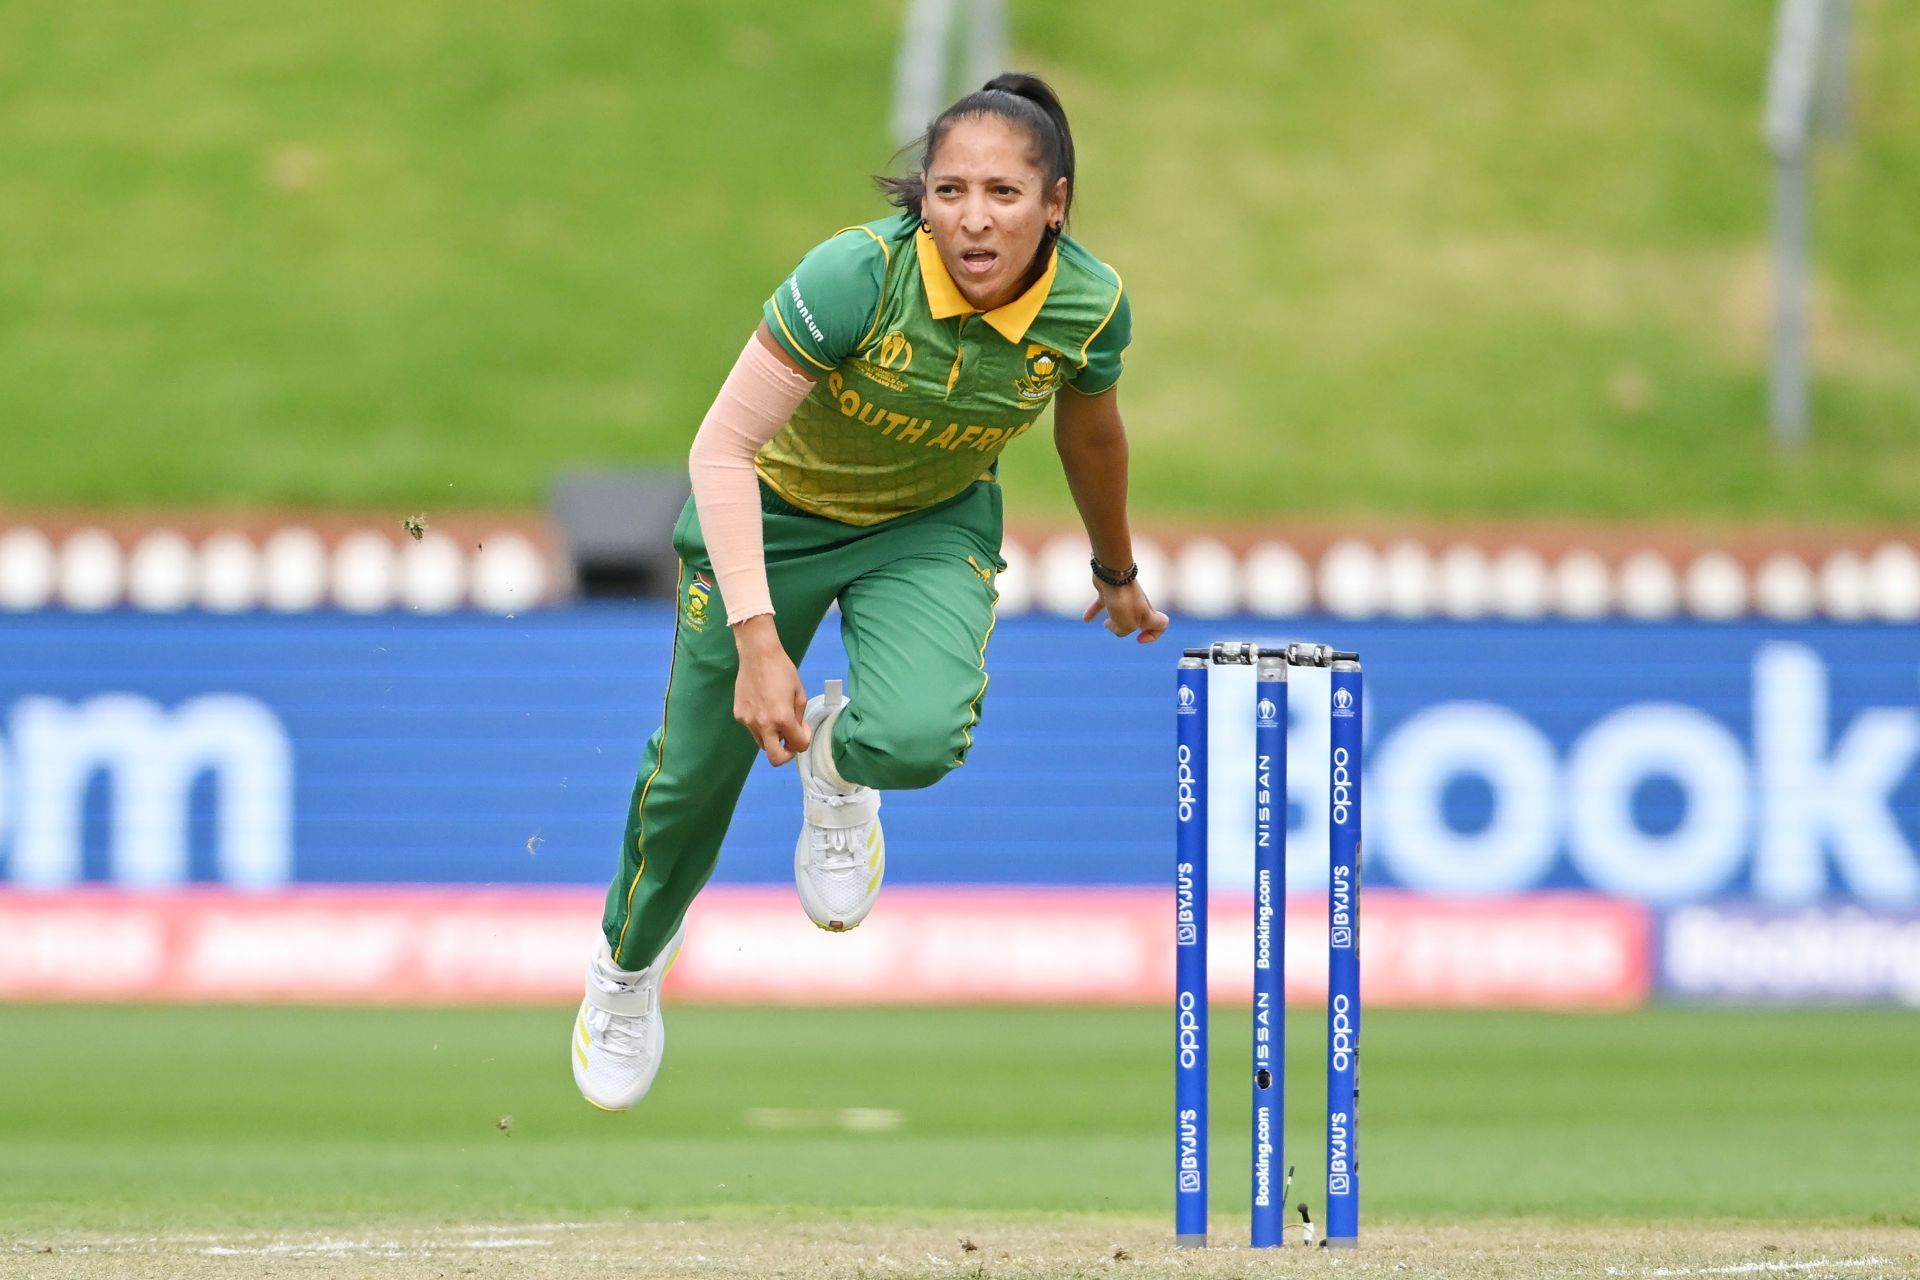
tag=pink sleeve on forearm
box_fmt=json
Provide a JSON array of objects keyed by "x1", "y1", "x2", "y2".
[{"x1": 687, "y1": 337, "x2": 816, "y2": 624}]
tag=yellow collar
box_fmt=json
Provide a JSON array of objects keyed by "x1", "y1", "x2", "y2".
[{"x1": 915, "y1": 228, "x2": 1058, "y2": 343}]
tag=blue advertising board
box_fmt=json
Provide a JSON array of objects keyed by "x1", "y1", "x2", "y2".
[{"x1": 0, "y1": 609, "x2": 1915, "y2": 908}]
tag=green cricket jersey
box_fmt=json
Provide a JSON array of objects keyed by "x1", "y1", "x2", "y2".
[{"x1": 760, "y1": 212, "x2": 1130, "y2": 525}]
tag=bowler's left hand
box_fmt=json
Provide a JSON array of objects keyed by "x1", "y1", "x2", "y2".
[{"x1": 1084, "y1": 579, "x2": 1170, "y2": 643}]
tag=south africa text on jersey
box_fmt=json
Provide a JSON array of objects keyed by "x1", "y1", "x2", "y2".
[{"x1": 823, "y1": 371, "x2": 1035, "y2": 453}]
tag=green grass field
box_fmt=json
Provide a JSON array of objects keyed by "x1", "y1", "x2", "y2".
[
  {"x1": 5, "y1": 1004, "x2": 1918, "y2": 1236},
  {"x1": 2, "y1": 3, "x2": 1917, "y2": 521}
]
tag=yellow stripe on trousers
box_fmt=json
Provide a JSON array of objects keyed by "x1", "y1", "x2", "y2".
[
  {"x1": 613, "y1": 558, "x2": 684, "y2": 966},
  {"x1": 953, "y1": 569, "x2": 1000, "y2": 765}
]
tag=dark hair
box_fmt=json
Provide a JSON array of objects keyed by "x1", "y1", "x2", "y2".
[{"x1": 877, "y1": 72, "x2": 1076, "y2": 236}]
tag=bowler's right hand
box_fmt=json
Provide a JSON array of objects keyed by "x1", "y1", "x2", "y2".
[{"x1": 731, "y1": 615, "x2": 810, "y2": 765}]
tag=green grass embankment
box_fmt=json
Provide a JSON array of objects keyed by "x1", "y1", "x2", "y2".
[{"x1": 2, "y1": 2, "x2": 1915, "y2": 521}]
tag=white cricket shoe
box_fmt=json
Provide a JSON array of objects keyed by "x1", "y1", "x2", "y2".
[
  {"x1": 571, "y1": 925, "x2": 684, "y2": 1112},
  {"x1": 794, "y1": 679, "x2": 885, "y2": 932}
]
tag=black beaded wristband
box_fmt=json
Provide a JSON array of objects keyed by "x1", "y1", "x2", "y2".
[{"x1": 1090, "y1": 555, "x2": 1139, "y2": 587}]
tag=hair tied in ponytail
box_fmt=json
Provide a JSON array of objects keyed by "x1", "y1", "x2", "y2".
[{"x1": 875, "y1": 72, "x2": 1077, "y2": 232}]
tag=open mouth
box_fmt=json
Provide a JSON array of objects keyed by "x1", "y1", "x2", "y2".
[{"x1": 959, "y1": 248, "x2": 998, "y2": 276}]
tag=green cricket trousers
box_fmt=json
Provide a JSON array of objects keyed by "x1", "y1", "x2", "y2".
[{"x1": 600, "y1": 478, "x2": 1006, "y2": 970}]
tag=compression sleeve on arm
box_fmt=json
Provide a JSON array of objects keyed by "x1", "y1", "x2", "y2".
[{"x1": 686, "y1": 337, "x2": 816, "y2": 624}]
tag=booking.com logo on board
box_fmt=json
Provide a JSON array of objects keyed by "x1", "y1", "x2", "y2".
[
  {"x1": 1369, "y1": 643, "x2": 1919, "y2": 905},
  {"x1": 0, "y1": 634, "x2": 1915, "y2": 908},
  {"x1": 1207, "y1": 641, "x2": 1920, "y2": 909},
  {"x1": 0, "y1": 694, "x2": 293, "y2": 889}
]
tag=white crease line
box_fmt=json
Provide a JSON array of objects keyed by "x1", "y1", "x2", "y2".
[
  {"x1": 201, "y1": 1237, "x2": 553, "y2": 1258},
  {"x1": 203, "y1": 1241, "x2": 385, "y2": 1257},
  {"x1": 1608, "y1": 1258, "x2": 1889, "y2": 1278}
]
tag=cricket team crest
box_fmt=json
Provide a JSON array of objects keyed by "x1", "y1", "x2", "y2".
[
  {"x1": 684, "y1": 572, "x2": 713, "y2": 632},
  {"x1": 1015, "y1": 343, "x2": 1068, "y2": 403}
]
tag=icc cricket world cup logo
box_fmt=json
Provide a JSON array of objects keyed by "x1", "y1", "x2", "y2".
[{"x1": 874, "y1": 331, "x2": 913, "y2": 371}]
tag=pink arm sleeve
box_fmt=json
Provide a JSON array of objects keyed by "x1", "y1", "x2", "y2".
[{"x1": 687, "y1": 336, "x2": 817, "y2": 624}]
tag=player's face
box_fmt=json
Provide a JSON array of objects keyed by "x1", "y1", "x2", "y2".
[{"x1": 922, "y1": 116, "x2": 1068, "y2": 313}]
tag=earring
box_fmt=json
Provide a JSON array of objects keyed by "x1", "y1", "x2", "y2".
[{"x1": 920, "y1": 218, "x2": 932, "y2": 233}]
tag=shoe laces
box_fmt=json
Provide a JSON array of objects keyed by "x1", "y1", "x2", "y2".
[
  {"x1": 808, "y1": 823, "x2": 863, "y2": 868},
  {"x1": 803, "y1": 778, "x2": 869, "y2": 869},
  {"x1": 588, "y1": 970, "x2": 654, "y2": 1056}
]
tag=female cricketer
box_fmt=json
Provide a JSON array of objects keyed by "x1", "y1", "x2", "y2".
[{"x1": 573, "y1": 73, "x2": 1168, "y2": 1111}]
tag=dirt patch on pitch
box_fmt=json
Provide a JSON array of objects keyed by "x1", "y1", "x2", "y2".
[{"x1": 5, "y1": 1221, "x2": 1917, "y2": 1279}]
